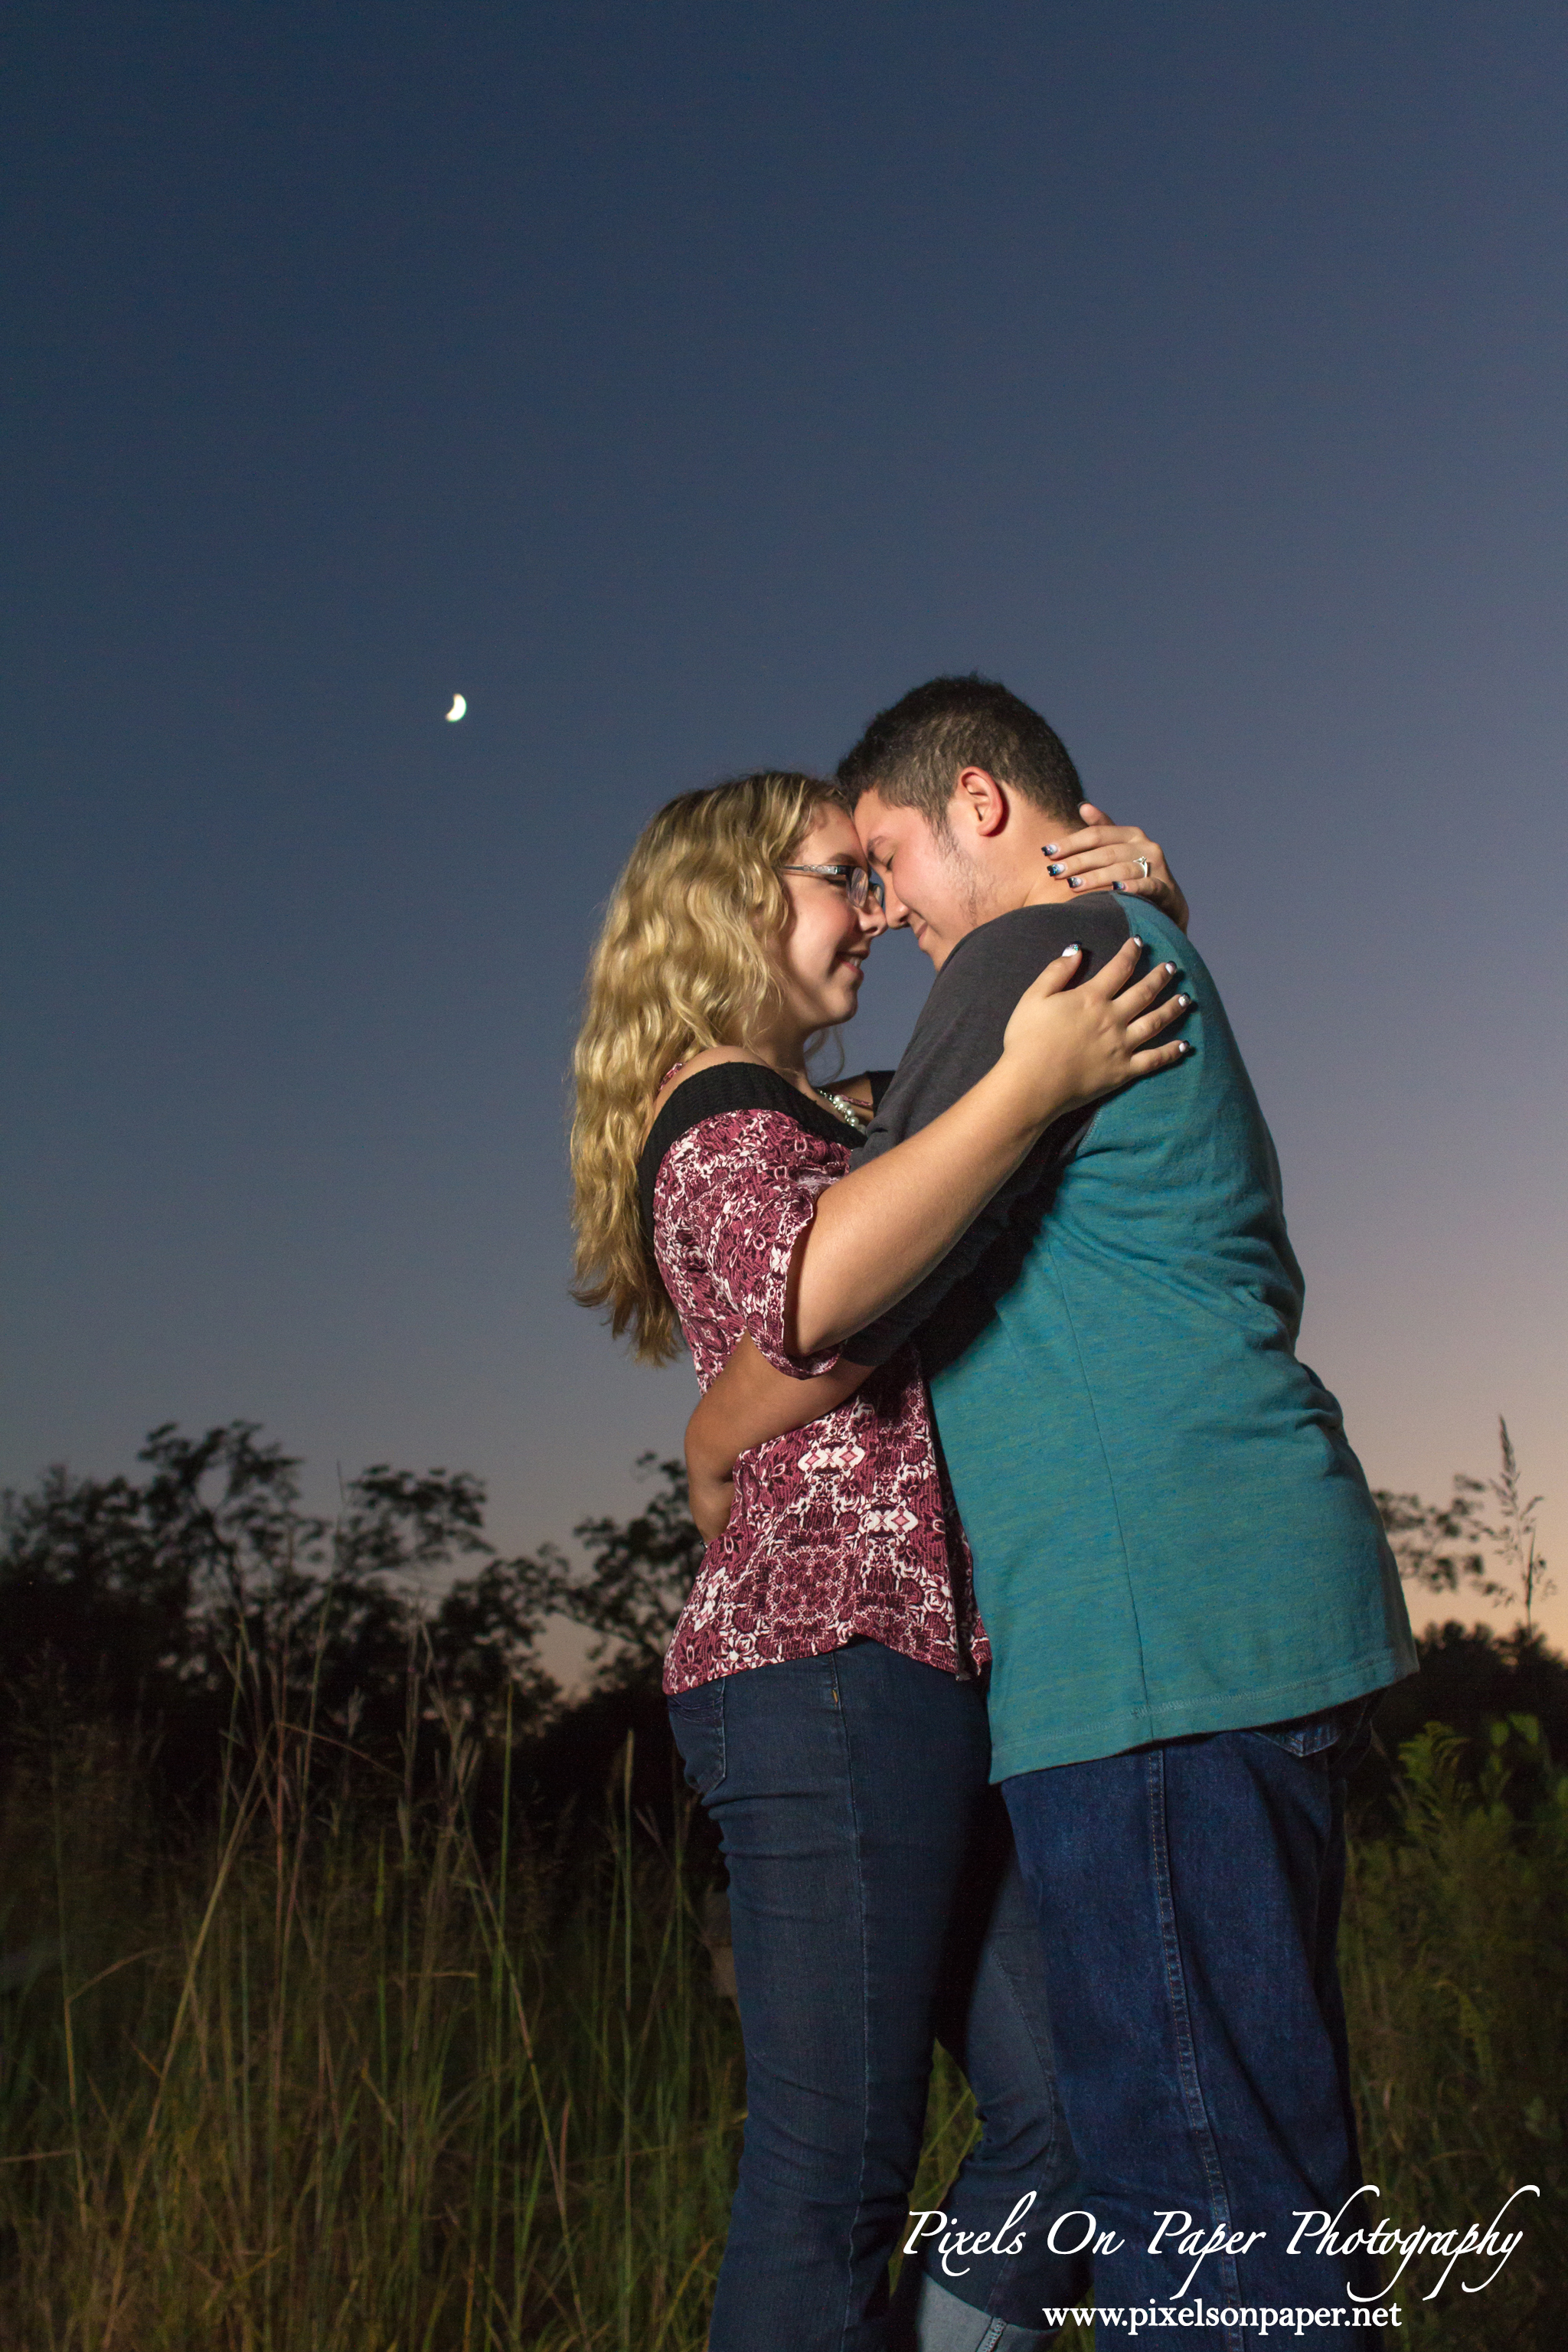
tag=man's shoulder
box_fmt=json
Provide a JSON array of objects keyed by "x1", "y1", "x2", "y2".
[
  {"x1": 868, "y1": 893, "x2": 1135, "y2": 1148},
  {"x1": 937, "y1": 894, "x2": 1132, "y2": 998}
]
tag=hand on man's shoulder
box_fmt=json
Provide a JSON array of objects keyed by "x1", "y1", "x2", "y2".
[{"x1": 939, "y1": 893, "x2": 1135, "y2": 992}]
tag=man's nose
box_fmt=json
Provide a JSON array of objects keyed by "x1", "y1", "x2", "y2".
[{"x1": 875, "y1": 876, "x2": 910, "y2": 929}]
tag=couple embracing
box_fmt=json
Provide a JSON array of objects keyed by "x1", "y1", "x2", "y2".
[{"x1": 570, "y1": 675, "x2": 1415, "y2": 2352}]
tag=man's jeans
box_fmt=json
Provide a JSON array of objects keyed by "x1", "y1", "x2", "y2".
[
  {"x1": 669, "y1": 1639, "x2": 1089, "y2": 2352},
  {"x1": 1003, "y1": 1704, "x2": 1380, "y2": 2352}
]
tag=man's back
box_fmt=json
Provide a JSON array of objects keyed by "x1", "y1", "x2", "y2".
[{"x1": 854, "y1": 895, "x2": 1415, "y2": 1776}]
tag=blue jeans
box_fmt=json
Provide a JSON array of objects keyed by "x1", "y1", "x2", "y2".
[
  {"x1": 668, "y1": 1639, "x2": 1090, "y2": 2352},
  {"x1": 1002, "y1": 1704, "x2": 1381, "y2": 2352}
]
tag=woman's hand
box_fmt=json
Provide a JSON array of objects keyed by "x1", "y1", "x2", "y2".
[
  {"x1": 687, "y1": 1459, "x2": 737, "y2": 1546},
  {"x1": 1041, "y1": 803, "x2": 1189, "y2": 932},
  {"x1": 998, "y1": 937, "x2": 1191, "y2": 1121}
]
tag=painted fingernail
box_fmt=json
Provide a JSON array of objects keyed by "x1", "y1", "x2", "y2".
[
  {"x1": 1068, "y1": 874, "x2": 1083, "y2": 888},
  {"x1": 1061, "y1": 942, "x2": 1082, "y2": 956},
  {"x1": 1165, "y1": 962, "x2": 1177, "y2": 975},
  {"x1": 1177, "y1": 1040, "x2": 1191, "y2": 1054},
  {"x1": 1111, "y1": 880, "x2": 1125, "y2": 893},
  {"x1": 1046, "y1": 862, "x2": 1063, "y2": 876},
  {"x1": 1175, "y1": 993, "x2": 1191, "y2": 1008},
  {"x1": 1043, "y1": 841, "x2": 1060, "y2": 855},
  {"x1": 1131, "y1": 938, "x2": 1144, "y2": 949}
]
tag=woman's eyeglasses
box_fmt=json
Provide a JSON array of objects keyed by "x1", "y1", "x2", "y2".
[{"x1": 778, "y1": 861, "x2": 886, "y2": 913}]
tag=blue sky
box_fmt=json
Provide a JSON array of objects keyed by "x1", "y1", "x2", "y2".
[{"x1": 5, "y1": 2, "x2": 1565, "y2": 1654}]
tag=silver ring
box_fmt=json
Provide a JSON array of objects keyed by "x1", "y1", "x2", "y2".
[{"x1": 1136, "y1": 855, "x2": 1151, "y2": 880}]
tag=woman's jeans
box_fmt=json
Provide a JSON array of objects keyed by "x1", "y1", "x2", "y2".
[
  {"x1": 1002, "y1": 1704, "x2": 1380, "y2": 2352},
  {"x1": 668, "y1": 1639, "x2": 1089, "y2": 2352}
]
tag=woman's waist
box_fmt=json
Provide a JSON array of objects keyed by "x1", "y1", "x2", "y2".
[
  {"x1": 733, "y1": 1436, "x2": 939, "y2": 1508},
  {"x1": 724, "y1": 1430, "x2": 964, "y2": 1558},
  {"x1": 695, "y1": 1478, "x2": 968, "y2": 1589},
  {"x1": 678, "y1": 1335, "x2": 957, "y2": 1538},
  {"x1": 730, "y1": 1361, "x2": 932, "y2": 1481}
]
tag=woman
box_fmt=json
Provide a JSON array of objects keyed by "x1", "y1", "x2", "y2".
[{"x1": 570, "y1": 773, "x2": 1189, "y2": 2352}]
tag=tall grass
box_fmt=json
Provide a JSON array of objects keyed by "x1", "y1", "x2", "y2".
[
  {"x1": 1341, "y1": 1717, "x2": 1566, "y2": 2345},
  {"x1": 0, "y1": 1698, "x2": 746, "y2": 2351},
  {"x1": 0, "y1": 1701, "x2": 1560, "y2": 2350}
]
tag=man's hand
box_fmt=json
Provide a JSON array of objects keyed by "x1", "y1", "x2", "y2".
[
  {"x1": 688, "y1": 1461, "x2": 737, "y2": 1546},
  {"x1": 684, "y1": 1339, "x2": 878, "y2": 1543},
  {"x1": 1039, "y1": 802, "x2": 1190, "y2": 932}
]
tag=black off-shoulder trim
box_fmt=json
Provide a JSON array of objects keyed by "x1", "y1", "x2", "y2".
[{"x1": 638, "y1": 1063, "x2": 863, "y2": 1240}]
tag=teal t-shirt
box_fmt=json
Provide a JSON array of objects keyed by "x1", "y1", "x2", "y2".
[{"x1": 850, "y1": 896, "x2": 1416, "y2": 1779}]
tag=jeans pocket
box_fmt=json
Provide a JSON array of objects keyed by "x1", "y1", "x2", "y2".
[
  {"x1": 1253, "y1": 1694, "x2": 1377, "y2": 1774},
  {"x1": 667, "y1": 1682, "x2": 726, "y2": 1798}
]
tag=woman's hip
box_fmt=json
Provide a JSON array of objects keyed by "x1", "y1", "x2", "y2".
[
  {"x1": 668, "y1": 1642, "x2": 995, "y2": 2070},
  {"x1": 667, "y1": 1636, "x2": 992, "y2": 1821}
]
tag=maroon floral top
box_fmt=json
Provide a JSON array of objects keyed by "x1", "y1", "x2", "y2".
[{"x1": 638, "y1": 1061, "x2": 986, "y2": 1694}]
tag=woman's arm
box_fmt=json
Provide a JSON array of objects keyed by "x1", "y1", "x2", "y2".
[
  {"x1": 684, "y1": 940, "x2": 1190, "y2": 1540},
  {"x1": 684, "y1": 1342, "x2": 873, "y2": 1541},
  {"x1": 785, "y1": 936, "x2": 1187, "y2": 1354}
]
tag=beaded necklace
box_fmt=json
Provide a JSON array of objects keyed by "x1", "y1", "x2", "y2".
[{"x1": 814, "y1": 1086, "x2": 871, "y2": 1135}]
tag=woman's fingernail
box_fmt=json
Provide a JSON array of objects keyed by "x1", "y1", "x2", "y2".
[
  {"x1": 1061, "y1": 942, "x2": 1082, "y2": 956},
  {"x1": 1176, "y1": 993, "x2": 1191, "y2": 1008},
  {"x1": 1046, "y1": 862, "x2": 1064, "y2": 876},
  {"x1": 1165, "y1": 962, "x2": 1177, "y2": 975},
  {"x1": 1177, "y1": 1040, "x2": 1191, "y2": 1054},
  {"x1": 1068, "y1": 874, "x2": 1083, "y2": 889},
  {"x1": 1111, "y1": 880, "x2": 1125, "y2": 893},
  {"x1": 1043, "y1": 842, "x2": 1060, "y2": 855}
]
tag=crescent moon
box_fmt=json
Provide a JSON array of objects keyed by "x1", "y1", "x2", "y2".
[{"x1": 446, "y1": 693, "x2": 467, "y2": 722}]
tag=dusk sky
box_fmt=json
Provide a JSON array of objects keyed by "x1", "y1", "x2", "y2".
[{"x1": 6, "y1": 2, "x2": 1565, "y2": 1662}]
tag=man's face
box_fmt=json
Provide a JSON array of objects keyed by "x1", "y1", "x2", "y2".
[{"x1": 853, "y1": 787, "x2": 994, "y2": 969}]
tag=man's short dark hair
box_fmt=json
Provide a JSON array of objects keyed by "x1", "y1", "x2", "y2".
[{"x1": 836, "y1": 675, "x2": 1083, "y2": 831}]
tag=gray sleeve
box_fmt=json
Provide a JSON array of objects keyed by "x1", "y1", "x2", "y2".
[{"x1": 842, "y1": 900, "x2": 1129, "y2": 1366}]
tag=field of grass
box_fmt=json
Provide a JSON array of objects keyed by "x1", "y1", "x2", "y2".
[{"x1": 0, "y1": 1704, "x2": 1562, "y2": 2350}]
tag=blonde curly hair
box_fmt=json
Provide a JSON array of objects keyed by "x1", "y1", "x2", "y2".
[{"x1": 570, "y1": 772, "x2": 843, "y2": 1363}]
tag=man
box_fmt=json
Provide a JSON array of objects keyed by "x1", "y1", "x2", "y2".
[{"x1": 688, "y1": 675, "x2": 1415, "y2": 2349}]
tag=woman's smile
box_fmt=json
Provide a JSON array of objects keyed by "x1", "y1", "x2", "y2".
[{"x1": 769, "y1": 807, "x2": 887, "y2": 1037}]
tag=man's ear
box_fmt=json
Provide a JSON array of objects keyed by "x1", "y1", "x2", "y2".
[{"x1": 953, "y1": 766, "x2": 1009, "y2": 838}]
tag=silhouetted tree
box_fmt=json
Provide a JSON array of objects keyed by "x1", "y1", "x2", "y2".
[
  {"x1": 512, "y1": 1453, "x2": 704, "y2": 1689},
  {"x1": 1372, "y1": 1478, "x2": 1489, "y2": 1596},
  {"x1": 22, "y1": 1423, "x2": 1555, "y2": 1846},
  {"x1": 0, "y1": 1425, "x2": 557, "y2": 1806}
]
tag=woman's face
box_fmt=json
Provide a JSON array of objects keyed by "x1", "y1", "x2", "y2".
[{"x1": 768, "y1": 804, "x2": 887, "y2": 1038}]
